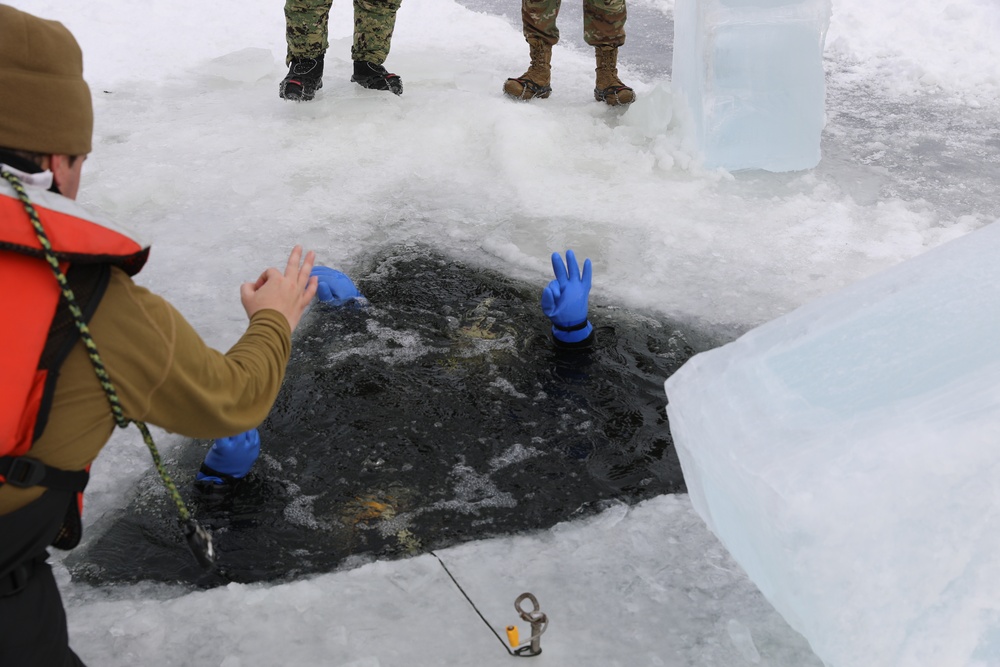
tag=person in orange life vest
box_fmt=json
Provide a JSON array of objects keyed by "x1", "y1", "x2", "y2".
[{"x1": 0, "y1": 6, "x2": 319, "y2": 666}]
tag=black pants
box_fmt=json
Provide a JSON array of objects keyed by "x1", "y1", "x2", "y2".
[
  {"x1": 0, "y1": 491, "x2": 87, "y2": 667},
  {"x1": 0, "y1": 561, "x2": 86, "y2": 666}
]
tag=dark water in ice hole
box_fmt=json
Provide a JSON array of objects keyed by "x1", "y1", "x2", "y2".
[{"x1": 69, "y1": 245, "x2": 716, "y2": 587}]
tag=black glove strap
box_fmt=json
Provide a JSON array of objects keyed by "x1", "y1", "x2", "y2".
[
  {"x1": 552, "y1": 319, "x2": 590, "y2": 333},
  {"x1": 552, "y1": 329, "x2": 596, "y2": 350},
  {"x1": 198, "y1": 462, "x2": 241, "y2": 485}
]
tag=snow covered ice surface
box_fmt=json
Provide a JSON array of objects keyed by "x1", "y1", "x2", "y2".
[
  {"x1": 64, "y1": 497, "x2": 821, "y2": 667},
  {"x1": 9, "y1": 0, "x2": 999, "y2": 664}
]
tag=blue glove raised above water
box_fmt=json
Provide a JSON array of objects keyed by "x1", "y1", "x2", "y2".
[
  {"x1": 541, "y1": 249, "x2": 593, "y2": 345},
  {"x1": 311, "y1": 266, "x2": 364, "y2": 306},
  {"x1": 197, "y1": 428, "x2": 261, "y2": 485}
]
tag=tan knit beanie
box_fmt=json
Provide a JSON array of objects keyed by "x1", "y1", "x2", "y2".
[{"x1": 0, "y1": 4, "x2": 93, "y2": 155}]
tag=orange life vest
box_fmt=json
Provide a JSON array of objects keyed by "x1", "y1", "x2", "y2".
[{"x1": 0, "y1": 175, "x2": 149, "y2": 545}]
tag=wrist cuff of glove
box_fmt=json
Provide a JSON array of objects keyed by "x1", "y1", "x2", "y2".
[
  {"x1": 197, "y1": 463, "x2": 245, "y2": 486},
  {"x1": 551, "y1": 320, "x2": 594, "y2": 345},
  {"x1": 194, "y1": 476, "x2": 235, "y2": 495},
  {"x1": 322, "y1": 295, "x2": 367, "y2": 308}
]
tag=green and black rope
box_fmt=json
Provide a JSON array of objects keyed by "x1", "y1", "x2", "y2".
[{"x1": 2, "y1": 169, "x2": 215, "y2": 569}]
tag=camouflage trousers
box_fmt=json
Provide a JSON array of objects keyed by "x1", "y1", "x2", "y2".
[
  {"x1": 284, "y1": 0, "x2": 402, "y2": 65},
  {"x1": 522, "y1": 0, "x2": 627, "y2": 48}
]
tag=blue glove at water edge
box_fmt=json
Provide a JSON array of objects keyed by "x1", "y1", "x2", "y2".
[
  {"x1": 541, "y1": 249, "x2": 593, "y2": 345},
  {"x1": 311, "y1": 266, "x2": 364, "y2": 306},
  {"x1": 197, "y1": 428, "x2": 261, "y2": 485}
]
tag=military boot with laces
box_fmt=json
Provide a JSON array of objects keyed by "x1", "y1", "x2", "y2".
[
  {"x1": 280, "y1": 55, "x2": 324, "y2": 101},
  {"x1": 503, "y1": 41, "x2": 553, "y2": 100},
  {"x1": 594, "y1": 46, "x2": 635, "y2": 106}
]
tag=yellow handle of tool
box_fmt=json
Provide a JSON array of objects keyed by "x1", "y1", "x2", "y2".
[{"x1": 506, "y1": 625, "x2": 520, "y2": 648}]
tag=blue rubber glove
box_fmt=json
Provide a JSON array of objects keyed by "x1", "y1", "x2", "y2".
[
  {"x1": 197, "y1": 428, "x2": 261, "y2": 484},
  {"x1": 541, "y1": 249, "x2": 593, "y2": 344},
  {"x1": 311, "y1": 266, "x2": 363, "y2": 306}
]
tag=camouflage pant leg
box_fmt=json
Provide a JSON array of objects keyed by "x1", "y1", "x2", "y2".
[
  {"x1": 285, "y1": 0, "x2": 334, "y2": 62},
  {"x1": 352, "y1": 0, "x2": 402, "y2": 64},
  {"x1": 522, "y1": 0, "x2": 562, "y2": 46},
  {"x1": 583, "y1": 0, "x2": 627, "y2": 48}
]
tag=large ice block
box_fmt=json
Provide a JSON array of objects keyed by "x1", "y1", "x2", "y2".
[
  {"x1": 672, "y1": 0, "x2": 832, "y2": 172},
  {"x1": 664, "y1": 221, "x2": 1000, "y2": 666}
]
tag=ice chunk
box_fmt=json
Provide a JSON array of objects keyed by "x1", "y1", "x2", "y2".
[
  {"x1": 201, "y1": 47, "x2": 276, "y2": 83},
  {"x1": 664, "y1": 220, "x2": 1000, "y2": 666},
  {"x1": 672, "y1": 0, "x2": 832, "y2": 172},
  {"x1": 727, "y1": 619, "x2": 761, "y2": 664}
]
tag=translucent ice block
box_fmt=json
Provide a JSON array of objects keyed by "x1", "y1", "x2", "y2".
[
  {"x1": 672, "y1": 0, "x2": 832, "y2": 172},
  {"x1": 665, "y1": 220, "x2": 1000, "y2": 666}
]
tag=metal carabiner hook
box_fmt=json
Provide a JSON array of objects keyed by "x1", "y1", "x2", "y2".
[
  {"x1": 512, "y1": 592, "x2": 548, "y2": 657},
  {"x1": 182, "y1": 518, "x2": 216, "y2": 570}
]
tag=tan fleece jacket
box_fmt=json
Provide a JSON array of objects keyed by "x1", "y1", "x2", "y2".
[{"x1": 0, "y1": 266, "x2": 291, "y2": 514}]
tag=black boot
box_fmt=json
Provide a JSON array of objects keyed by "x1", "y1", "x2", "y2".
[
  {"x1": 280, "y1": 56, "x2": 324, "y2": 101},
  {"x1": 351, "y1": 61, "x2": 403, "y2": 95}
]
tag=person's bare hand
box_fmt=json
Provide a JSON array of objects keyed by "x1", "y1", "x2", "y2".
[{"x1": 240, "y1": 246, "x2": 318, "y2": 332}]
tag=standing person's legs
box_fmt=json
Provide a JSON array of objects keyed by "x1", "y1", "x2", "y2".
[
  {"x1": 352, "y1": 0, "x2": 402, "y2": 65},
  {"x1": 523, "y1": 0, "x2": 562, "y2": 46},
  {"x1": 582, "y1": 0, "x2": 625, "y2": 48},
  {"x1": 351, "y1": 0, "x2": 404, "y2": 94},
  {"x1": 280, "y1": 0, "x2": 333, "y2": 100},
  {"x1": 584, "y1": 0, "x2": 634, "y2": 105},
  {"x1": 503, "y1": 0, "x2": 562, "y2": 100},
  {"x1": 0, "y1": 560, "x2": 87, "y2": 667},
  {"x1": 0, "y1": 491, "x2": 83, "y2": 667},
  {"x1": 285, "y1": 0, "x2": 333, "y2": 61}
]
